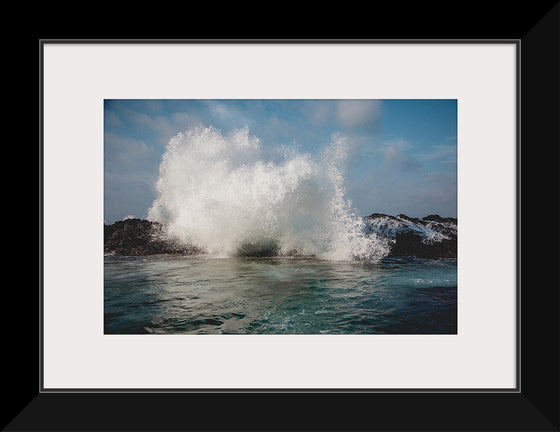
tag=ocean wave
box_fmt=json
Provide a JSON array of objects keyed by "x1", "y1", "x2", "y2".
[{"x1": 147, "y1": 125, "x2": 390, "y2": 261}]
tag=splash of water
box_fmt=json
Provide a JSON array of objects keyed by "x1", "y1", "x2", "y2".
[{"x1": 147, "y1": 125, "x2": 389, "y2": 261}]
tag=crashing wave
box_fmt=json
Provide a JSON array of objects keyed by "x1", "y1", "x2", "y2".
[{"x1": 147, "y1": 126, "x2": 390, "y2": 261}]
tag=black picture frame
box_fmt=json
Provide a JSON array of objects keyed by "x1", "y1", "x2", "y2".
[{"x1": 19, "y1": 9, "x2": 559, "y2": 430}]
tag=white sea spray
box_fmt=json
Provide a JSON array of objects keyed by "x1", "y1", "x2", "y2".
[{"x1": 148, "y1": 125, "x2": 390, "y2": 261}]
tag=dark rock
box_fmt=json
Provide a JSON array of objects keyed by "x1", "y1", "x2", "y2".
[
  {"x1": 422, "y1": 214, "x2": 457, "y2": 224},
  {"x1": 389, "y1": 232, "x2": 457, "y2": 258},
  {"x1": 104, "y1": 218, "x2": 204, "y2": 256},
  {"x1": 104, "y1": 213, "x2": 457, "y2": 259},
  {"x1": 367, "y1": 212, "x2": 398, "y2": 220},
  {"x1": 365, "y1": 213, "x2": 457, "y2": 259},
  {"x1": 236, "y1": 239, "x2": 280, "y2": 257}
]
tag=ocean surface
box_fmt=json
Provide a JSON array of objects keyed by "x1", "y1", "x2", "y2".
[{"x1": 104, "y1": 255, "x2": 457, "y2": 334}]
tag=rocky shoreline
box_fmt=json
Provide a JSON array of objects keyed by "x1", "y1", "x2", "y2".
[
  {"x1": 104, "y1": 213, "x2": 457, "y2": 259},
  {"x1": 364, "y1": 213, "x2": 457, "y2": 258},
  {"x1": 104, "y1": 219, "x2": 204, "y2": 256}
]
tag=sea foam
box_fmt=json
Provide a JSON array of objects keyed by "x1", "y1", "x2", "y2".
[{"x1": 147, "y1": 125, "x2": 389, "y2": 261}]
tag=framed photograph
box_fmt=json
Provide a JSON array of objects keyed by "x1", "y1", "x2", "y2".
[{"x1": 23, "y1": 20, "x2": 559, "y2": 432}]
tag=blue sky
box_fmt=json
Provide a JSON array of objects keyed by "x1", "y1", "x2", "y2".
[{"x1": 104, "y1": 99, "x2": 457, "y2": 224}]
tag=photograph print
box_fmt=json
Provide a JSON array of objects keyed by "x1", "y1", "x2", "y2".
[{"x1": 104, "y1": 99, "x2": 458, "y2": 335}]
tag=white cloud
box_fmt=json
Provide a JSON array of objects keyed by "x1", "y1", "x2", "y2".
[
  {"x1": 419, "y1": 144, "x2": 457, "y2": 165},
  {"x1": 301, "y1": 100, "x2": 332, "y2": 126},
  {"x1": 205, "y1": 100, "x2": 253, "y2": 129},
  {"x1": 347, "y1": 169, "x2": 457, "y2": 218},
  {"x1": 104, "y1": 132, "x2": 162, "y2": 223},
  {"x1": 382, "y1": 145, "x2": 419, "y2": 170},
  {"x1": 336, "y1": 100, "x2": 383, "y2": 128},
  {"x1": 104, "y1": 110, "x2": 121, "y2": 128},
  {"x1": 123, "y1": 109, "x2": 199, "y2": 146},
  {"x1": 104, "y1": 132, "x2": 156, "y2": 169}
]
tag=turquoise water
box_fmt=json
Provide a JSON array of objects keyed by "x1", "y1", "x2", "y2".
[{"x1": 104, "y1": 255, "x2": 457, "y2": 334}]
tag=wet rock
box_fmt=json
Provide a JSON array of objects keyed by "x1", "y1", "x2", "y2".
[
  {"x1": 365, "y1": 213, "x2": 457, "y2": 258},
  {"x1": 104, "y1": 218, "x2": 203, "y2": 256},
  {"x1": 104, "y1": 213, "x2": 457, "y2": 259},
  {"x1": 389, "y1": 232, "x2": 457, "y2": 258}
]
